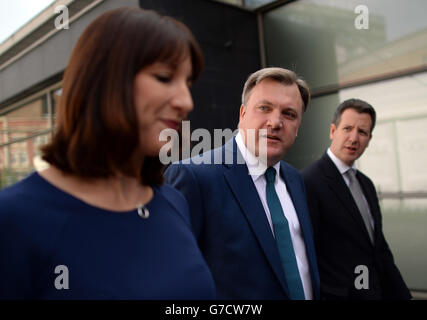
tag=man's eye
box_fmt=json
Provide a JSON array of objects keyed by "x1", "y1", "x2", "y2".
[
  {"x1": 259, "y1": 106, "x2": 268, "y2": 111},
  {"x1": 284, "y1": 111, "x2": 296, "y2": 119}
]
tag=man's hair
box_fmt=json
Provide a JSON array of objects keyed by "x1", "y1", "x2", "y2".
[
  {"x1": 42, "y1": 7, "x2": 203, "y2": 185},
  {"x1": 332, "y1": 99, "x2": 376, "y2": 134},
  {"x1": 241, "y1": 67, "x2": 310, "y2": 112}
]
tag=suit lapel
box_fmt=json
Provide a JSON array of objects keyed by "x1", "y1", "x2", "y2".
[
  {"x1": 320, "y1": 153, "x2": 374, "y2": 245},
  {"x1": 222, "y1": 138, "x2": 290, "y2": 296}
]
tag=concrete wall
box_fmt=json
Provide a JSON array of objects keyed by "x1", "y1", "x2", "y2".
[{"x1": 0, "y1": 0, "x2": 140, "y2": 108}]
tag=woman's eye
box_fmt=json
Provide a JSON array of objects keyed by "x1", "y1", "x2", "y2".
[{"x1": 155, "y1": 75, "x2": 171, "y2": 83}]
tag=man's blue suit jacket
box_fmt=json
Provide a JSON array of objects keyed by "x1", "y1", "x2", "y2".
[{"x1": 165, "y1": 137, "x2": 320, "y2": 299}]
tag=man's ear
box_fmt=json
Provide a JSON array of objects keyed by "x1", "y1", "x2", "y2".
[
  {"x1": 239, "y1": 105, "x2": 245, "y2": 117},
  {"x1": 239, "y1": 105, "x2": 246, "y2": 122},
  {"x1": 329, "y1": 123, "x2": 336, "y2": 141}
]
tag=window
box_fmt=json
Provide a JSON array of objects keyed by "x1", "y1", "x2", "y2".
[{"x1": 0, "y1": 86, "x2": 58, "y2": 189}]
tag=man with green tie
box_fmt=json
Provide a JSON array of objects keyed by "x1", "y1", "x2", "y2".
[{"x1": 165, "y1": 67, "x2": 320, "y2": 299}]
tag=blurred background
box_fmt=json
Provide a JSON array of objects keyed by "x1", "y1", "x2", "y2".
[{"x1": 0, "y1": 0, "x2": 426, "y2": 298}]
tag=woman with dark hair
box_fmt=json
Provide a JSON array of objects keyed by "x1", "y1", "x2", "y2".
[{"x1": 0, "y1": 7, "x2": 215, "y2": 299}]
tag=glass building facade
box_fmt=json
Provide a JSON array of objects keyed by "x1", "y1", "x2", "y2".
[{"x1": 262, "y1": 0, "x2": 427, "y2": 291}]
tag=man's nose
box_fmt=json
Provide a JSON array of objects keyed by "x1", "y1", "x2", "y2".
[
  {"x1": 348, "y1": 129, "x2": 359, "y2": 143},
  {"x1": 267, "y1": 112, "x2": 283, "y2": 129}
]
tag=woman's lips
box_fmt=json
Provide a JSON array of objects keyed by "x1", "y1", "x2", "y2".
[{"x1": 162, "y1": 120, "x2": 180, "y2": 131}]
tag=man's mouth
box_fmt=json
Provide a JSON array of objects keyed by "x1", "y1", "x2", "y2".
[
  {"x1": 346, "y1": 146, "x2": 357, "y2": 152},
  {"x1": 266, "y1": 135, "x2": 281, "y2": 141}
]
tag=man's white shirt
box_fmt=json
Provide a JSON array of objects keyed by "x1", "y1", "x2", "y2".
[
  {"x1": 327, "y1": 148, "x2": 374, "y2": 230},
  {"x1": 235, "y1": 132, "x2": 313, "y2": 300}
]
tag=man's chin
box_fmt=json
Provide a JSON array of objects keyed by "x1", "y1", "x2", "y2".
[
  {"x1": 266, "y1": 151, "x2": 286, "y2": 167},
  {"x1": 342, "y1": 155, "x2": 357, "y2": 167}
]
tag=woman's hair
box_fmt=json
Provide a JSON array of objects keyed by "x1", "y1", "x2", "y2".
[{"x1": 42, "y1": 7, "x2": 203, "y2": 185}]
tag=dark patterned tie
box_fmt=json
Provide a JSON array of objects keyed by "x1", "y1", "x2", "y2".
[{"x1": 265, "y1": 167, "x2": 305, "y2": 300}]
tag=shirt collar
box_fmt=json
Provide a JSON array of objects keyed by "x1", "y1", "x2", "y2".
[
  {"x1": 236, "y1": 131, "x2": 280, "y2": 181},
  {"x1": 327, "y1": 147, "x2": 357, "y2": 175}
]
